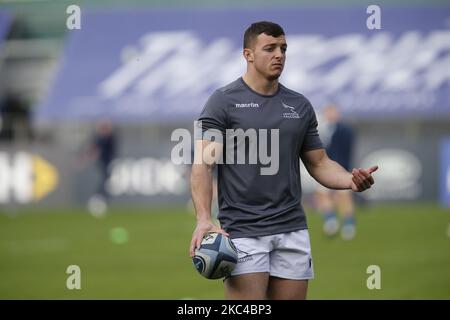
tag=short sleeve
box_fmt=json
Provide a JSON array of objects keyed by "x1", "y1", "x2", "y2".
[
  {"x1": 195, "y1": 90, "x2": 228, "y2": 143},
  {"x1": 301, "y1": 102, "x2": 324, "y2": 153}
]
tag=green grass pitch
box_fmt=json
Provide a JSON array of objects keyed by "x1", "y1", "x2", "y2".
[{"x1": 0, "y1": 203, "x2": 449, "y2": 299}]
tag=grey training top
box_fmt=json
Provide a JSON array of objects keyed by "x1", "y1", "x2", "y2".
[{"x1": 197, "y1": 77, "x2": 323, "y2": 239}]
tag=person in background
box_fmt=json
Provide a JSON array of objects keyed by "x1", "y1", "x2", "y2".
[
  {"x1": 315, "y1": 104, "x2": 357, "y2": 240},
  {"x1": 81, "y1": 119, "x2": 117, "y2": 216}
]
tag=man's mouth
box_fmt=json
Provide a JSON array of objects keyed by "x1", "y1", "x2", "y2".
[{"x1": 272, "y1": 63, "x2": 283, "y2": 69}]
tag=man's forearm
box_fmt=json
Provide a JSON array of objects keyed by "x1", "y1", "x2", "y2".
[
  {"x1": 310, "y1": 158, "x2": 353, "y2": 190},
  {"x1": 190, "y1": 163, "x2": 214, "y2": 221}
]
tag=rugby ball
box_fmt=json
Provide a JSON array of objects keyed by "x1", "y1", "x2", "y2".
[{"x1": 192, "y1": 232, "x2": 238, "y2": 279}]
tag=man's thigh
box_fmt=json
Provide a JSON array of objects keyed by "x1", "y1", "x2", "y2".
[
  {"x1": 226, "y1": 235, "x2": 271, "y2": 299},
  {"x1": 224, "y1": 272, "x2": 270, "y2": 300},
  {"x1": 268, "y1": 277, "x2": 308, "y2": 300}
]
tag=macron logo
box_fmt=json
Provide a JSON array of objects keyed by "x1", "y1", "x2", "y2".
[{"x1": 235, "y1": 103, "x2": 260, "y2": 108}]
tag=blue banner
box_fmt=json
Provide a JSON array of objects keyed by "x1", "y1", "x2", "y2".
[
  {"x1": 35, "y1": 6, "x2": 450, "y2": 122},
  {"x1": 440, "y1": 138, "x2": 450, "y2": 208}
]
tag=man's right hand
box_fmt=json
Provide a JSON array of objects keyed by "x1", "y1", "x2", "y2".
[{"x1": 189, "y1": 219, "x2": 229, "y2": 257}]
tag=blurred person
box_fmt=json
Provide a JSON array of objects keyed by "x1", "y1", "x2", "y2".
[
  {"x1": 315, "y1": 104, "x2": 356, "y2": 240},
  {"x1": 0, "y1": 94, "x2": 14, "y2": 141},
  {"x1": 0, "y1": 93, "x2": 32, "y2": 142},
  {"x1": 189, "y1": 21, "x2": 378, "y2": 300},
  {"x1": 80, "y1": 119, "x2": 117, "y2": 216}
]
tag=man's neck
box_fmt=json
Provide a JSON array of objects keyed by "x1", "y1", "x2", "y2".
[{"x1": 242, "y1": 72, "x2": 279, "y2": 96}]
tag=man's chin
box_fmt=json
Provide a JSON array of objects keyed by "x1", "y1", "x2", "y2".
[{"x1": 267, "y1": 73, "x2": 282, "y2": 81}]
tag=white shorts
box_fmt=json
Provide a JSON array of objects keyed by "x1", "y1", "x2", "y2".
[{"x1": 230, "y1": 229, "x2": 314, "y2": 280}]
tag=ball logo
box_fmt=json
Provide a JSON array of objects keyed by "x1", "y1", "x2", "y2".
[{"x1": 193, "y1": 256, "x2": 206, "y2": 274}]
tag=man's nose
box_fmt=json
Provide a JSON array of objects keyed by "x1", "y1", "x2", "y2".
[{"x1": 274, "y1": 47, "x2": 283, "y2": 59}]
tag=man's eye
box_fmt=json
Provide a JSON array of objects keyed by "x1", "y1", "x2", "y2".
[{"x1": 265, "y1": 47, "x2": 274, "y2": 51}]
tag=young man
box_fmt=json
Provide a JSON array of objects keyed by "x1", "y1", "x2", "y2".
[{"x1": 189, "y1": 21, "x2": 378, "y2": 300}]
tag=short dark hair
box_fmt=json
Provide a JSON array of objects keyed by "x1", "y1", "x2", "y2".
[{"x1": 243, "y1": 21, "x2": 285, "y2": 49}]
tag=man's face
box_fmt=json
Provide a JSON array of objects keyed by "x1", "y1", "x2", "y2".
[{"x1": 246, "y1": 33, "x2": 287, "y2": 80}]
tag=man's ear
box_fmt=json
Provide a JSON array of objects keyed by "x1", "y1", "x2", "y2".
[{"x1": 243, "y1": 48, "x2": 254, "y2": 63}]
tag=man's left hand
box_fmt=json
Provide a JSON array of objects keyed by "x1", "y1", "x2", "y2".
[{"x1": 350, "y1": 165, "x2": 378, "y2": 192}]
